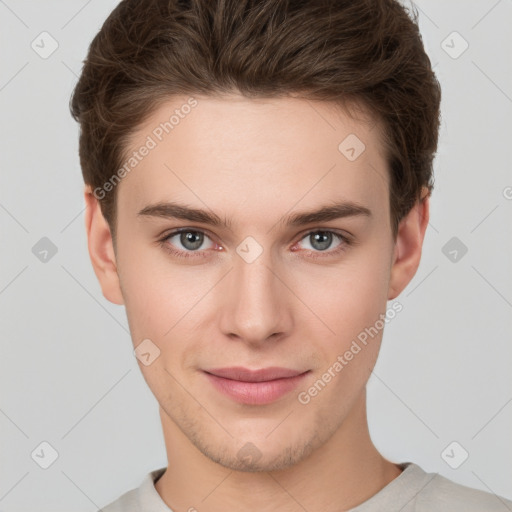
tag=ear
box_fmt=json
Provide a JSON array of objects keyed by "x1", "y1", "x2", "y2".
[
  {"x1": 388, "y1": 187, "x2": 430, "y2": 300},
  {"x1": 83, "y1": 185, "x2": 124, "y2": 305}
]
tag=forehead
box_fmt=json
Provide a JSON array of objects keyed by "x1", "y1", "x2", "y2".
[{"x1": 117, "y1": 93, "x2": 389, "y2": 223}]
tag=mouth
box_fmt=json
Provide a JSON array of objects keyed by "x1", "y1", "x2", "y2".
[{"x1": 203, "y1": 366, "x2": 310, "y2": 405}]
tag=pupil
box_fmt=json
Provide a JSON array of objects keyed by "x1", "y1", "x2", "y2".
[
  {"x1": 312, "y1": 232, "x2": 331, "y2": 251},
  {"x1": 181, "y1": 231, "x2": 202, "y2": 250}
]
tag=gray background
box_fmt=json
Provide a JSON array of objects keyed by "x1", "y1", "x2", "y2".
[{"x1": 1, "y1": 1, "x2": 511, "y2": 510}]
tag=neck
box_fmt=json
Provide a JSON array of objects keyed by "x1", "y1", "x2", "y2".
[{"x1": 154, "y1": 389, "x2": 402, "y2": 512}]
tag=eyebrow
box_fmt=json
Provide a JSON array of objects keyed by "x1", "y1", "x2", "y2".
[{"x1": 137, "y1": 200, "x2": 372, "y2": 229}]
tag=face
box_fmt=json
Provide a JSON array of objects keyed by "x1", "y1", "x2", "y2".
[{"x1": 86, "y1": 93, "x2": 428, "y2": 473}]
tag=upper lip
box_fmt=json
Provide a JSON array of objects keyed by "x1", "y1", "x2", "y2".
[{"x1": 204, "y1": 366, "x2": 308, "y2": 382}]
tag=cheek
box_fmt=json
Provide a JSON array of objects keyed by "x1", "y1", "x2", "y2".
[
  {"x1": 294, "y1": 254, "x2": 391, "y2": 410},
  {"x1": 119, "y1": 262, "x2": 209, "y2": 395},
  {"x1": 118, "y1": 247, "x2": 219, "y2": 354},
  {"x1": 118, "y1": 227, "x2": 392, "y2": 361},
  {"x1": 300, "y1": 245, "x2": 391, "y2": 351}
]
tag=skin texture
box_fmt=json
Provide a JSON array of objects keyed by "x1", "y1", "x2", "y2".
[{"x1": 84, "y1": 93, "x2": 429, "y2": 512}]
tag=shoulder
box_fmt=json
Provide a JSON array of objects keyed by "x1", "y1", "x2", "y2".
[
  {"x1": 416, "y1": 469, "x2": 512, "y2": 511},
  {"x1": 99, "y1": 487, "x2": 139, "y2": 512},
  {"x1": 353, "y1": 462, "x2": 512, "y2": 512},
  {"x1": 97, "y1": 467, "x2": 168, "y2": 512}
]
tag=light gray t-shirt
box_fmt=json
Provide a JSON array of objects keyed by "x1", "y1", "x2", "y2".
[{"x1": 99, "y1": 461, "x2": 512, "y2": 511}]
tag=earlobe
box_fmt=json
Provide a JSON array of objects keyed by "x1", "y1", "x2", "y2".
[
  {"x1": 387, "y1": 189, "x2": 430, "y2": 300},
  {"x1": 83, "y1": 185, "x2": 124, "y2": 305}
]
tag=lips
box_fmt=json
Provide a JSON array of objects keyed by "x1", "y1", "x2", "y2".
[
  {"x1": 204, "y1": 366, "x2": 306, "y2": 382},
  {"x1": 203, "y1": 366, "x2": 310, "y2": 405}
]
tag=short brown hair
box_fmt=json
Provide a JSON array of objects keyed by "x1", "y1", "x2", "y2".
[{"x1": 70, "y1": 0, "x2": 441, "y2": 244}]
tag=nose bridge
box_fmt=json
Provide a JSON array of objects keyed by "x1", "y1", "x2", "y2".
[{"x1": 220, "y1": 241, "x2": 291, "y2": 343}]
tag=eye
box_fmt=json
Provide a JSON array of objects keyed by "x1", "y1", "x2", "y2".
[
  {"x1": 158, "y1": 228, "x2": 352, "y2": 261},
  {"x1": 301, "y1": 231, "x2": 338, "y2": 251},
  {"x1": 293, "y1": 230, "x2": 351, "y2": 258},
  {"x1": 159, "y1": 228, "x2": 218, "y2": 259}
]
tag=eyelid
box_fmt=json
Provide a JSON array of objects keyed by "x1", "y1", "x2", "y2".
[
  {"x1": 160, "y1": 227, "x2": 220, "y2": 249},
  {"x1": 294, "y1": 227, "x2": 353, "y2": 243},
  {"x1": 159, "y1": 226, "x2": 353, "y2": 259},
  {"x1": 160, "y1": 226, "x2": 351, "y2": 245},
  {"x1": 292, "y1": 230, "x2": 350, "y2": 253}
]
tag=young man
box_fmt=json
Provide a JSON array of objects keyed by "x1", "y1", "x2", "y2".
[{"x1": 71, "y1": 0, "x2": 511, "y2": 510}]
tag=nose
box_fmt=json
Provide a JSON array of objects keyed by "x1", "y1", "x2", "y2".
[{"x1": 218, "y1": 246, "x2": 293, "y2": 346}]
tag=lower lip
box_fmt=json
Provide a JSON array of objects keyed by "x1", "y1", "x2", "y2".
[{"x1": 204, "y1": 371, "x2": 310, "y2": 405}]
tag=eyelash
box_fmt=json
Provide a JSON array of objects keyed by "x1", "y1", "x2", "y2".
[{"x1": 158, "y1": 228, "x2": 352, "y2": 261}]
